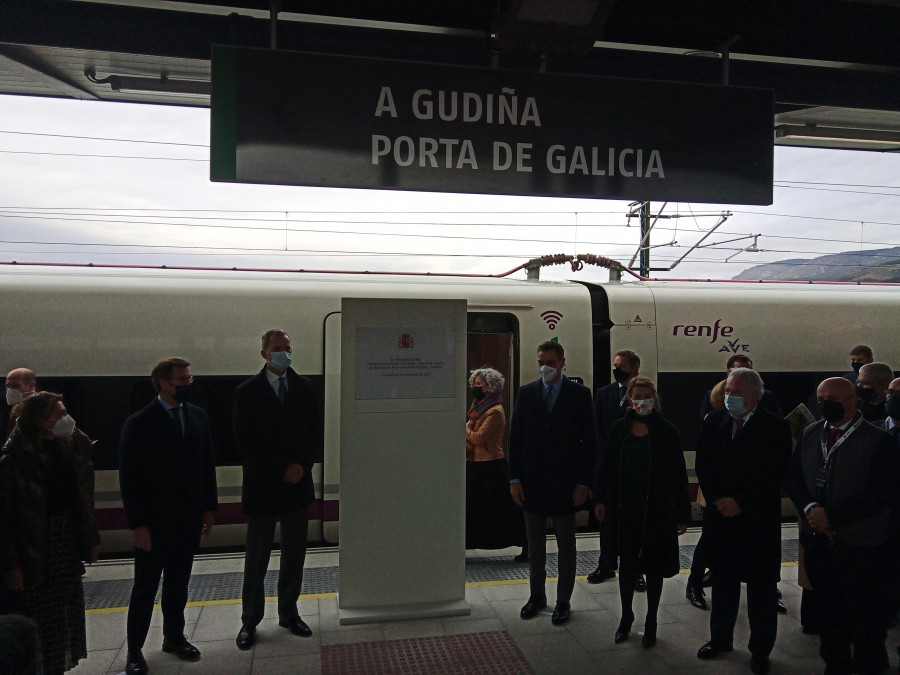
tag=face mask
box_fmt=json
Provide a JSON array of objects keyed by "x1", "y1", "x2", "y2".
[
  {"x1": 270, "y1": 351, "x2": 292, "y2": 371},
  {"x1": 855, "y1": 385, "x2": 876, "y2": 402},
  {"x1": 5, "y1": 387, "x2": 23, "y2": 406},
  {"x1": 539, "y1": 365, "x2": 557, "y2": 384},
  {"x1": 851, "y1": 361, "x2": 863, "y2": 374},
  {"x1": 884, "y1": 395, "x2": 900, "y2": 420},
  {"x1": 631, "y1": 398, "x2": 654, "y2": 416},
  {"x1": 173, "y1": 385, "x2": 192, "y2": 404},
  {"x1": 52, "y1": 414, "x2": 76, "y2": 437},
  {"x1": 472, "y1": 387, "x2": 486, "y2": 400},
  {"x1": 612, "y1": 367, "x2": 629, "y2": 384},
  {"x1": 724, "y1": 395, "x2": 747, "y2": 418},
  {"x1": 820, "y1": 399, "x2": 846, "y2": 425}
]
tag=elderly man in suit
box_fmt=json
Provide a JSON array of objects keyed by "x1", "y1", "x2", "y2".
[
  {"x1": 694, "y1": 367, "x2": 791, "y2": 675},
  {"x1": 234, "y1": 329, "x2": 323, "y2": 650},
  {"x1": 508, "y1": 340, "x2": 599, "y2": 626},
  {"x1": 119, "y1": 357, "x2": 218, "y2": 675},
  {"x1": 587, "y1": 349, "x2": 641, "y2": 586},
  {"x1": 788, "y1": 377, "x2": 898, "y2": 675}
]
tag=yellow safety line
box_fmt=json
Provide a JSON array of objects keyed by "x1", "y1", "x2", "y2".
[{"x1": 85, "y1": 562, "x2": 799, "y2": 615}]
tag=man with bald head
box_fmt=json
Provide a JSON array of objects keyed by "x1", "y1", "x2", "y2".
[
  {"x1": 787, "y1": 377, "x2": 898, "y2": 675},
  {"x1": 694, "y1": 368, "x2": 792, "y2": 674}
]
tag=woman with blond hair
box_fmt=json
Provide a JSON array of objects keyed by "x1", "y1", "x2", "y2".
[
  {"x1": 465, "y1": 367, "x2": 525, "y2": 554},
  {"x1": 593, "y1": 376, "x2": 691, "y2": 647}
]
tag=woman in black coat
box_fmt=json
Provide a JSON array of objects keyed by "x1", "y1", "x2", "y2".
[{"x1": 593, "y1": 377, "x2": 691, "y2": 647}]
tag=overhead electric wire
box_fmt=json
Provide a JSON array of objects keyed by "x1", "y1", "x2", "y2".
[
  {"x1": 0, "y1": 130, "x2": 208, "y2": 147},
  {"x1": 0, "y1": 150, "x2": 205, "y2": 161}
]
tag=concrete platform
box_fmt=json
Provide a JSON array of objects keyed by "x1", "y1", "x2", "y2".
[{"x1": 70, "y1": 527, "x2": 900, "y2": 674}]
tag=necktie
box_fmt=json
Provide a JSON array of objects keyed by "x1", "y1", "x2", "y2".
[
  {"x1": 733, "y1": 417, "x2": 744, "y2": 438},
  {"x1": 278, "y1": 376, "x2": 286, "y2": 404},
  {"x1": 544, "y1": 385, "x2": 552, "y2": 411},
  {"x1": 827, "y1": 427, "x2": 842, "y2": 450},
  {"x1": 171, "y1": 406, "x2": 184, "y2": 437}
]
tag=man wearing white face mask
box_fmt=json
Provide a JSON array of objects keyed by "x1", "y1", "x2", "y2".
[
  {"x1": 5, "y1": 368, "x2": 37, "y2": 440},
  {"x1": 233, "y1": 329, "x2": 324, "y2": 650},
  {"x1": 508, "y1": 341, "x2": 599, "y2": 627},
  {"x1": 694, "y1": 368, "x2": 792, "y2": 675}
]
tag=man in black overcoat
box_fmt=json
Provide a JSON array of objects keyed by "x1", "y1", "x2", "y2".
[
  {"x1": 119, "y1": 357, "x2": 218, "y2": 675},
  {"x1": 234, "y1": 329, "x2": 323, "y2": 650},
  {"x1": 508, "y1": 340, "x2": 598, "y2": 626},
  {"x1": 695, "y1": 367, "x2": 791, "y2": 675}
]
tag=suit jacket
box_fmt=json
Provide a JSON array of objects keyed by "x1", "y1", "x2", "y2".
[
  {"x1": 118, "y1": 399, "x2": 218, "y2": 554},
  {"x1": 234, "y1": 367, "x2": 324, "y2": 516},
  {"x1": 878, "y1": 418, "x2": 900, "y2": 443},
  {"x1": 695, "y1": 406, "x2": 791, "y2": 582},
  {"x1": 508, "y1": 376, "x2": 599, "y2": 516},
  {"x1": 787, "y1": 416, "x2": 897, "y2": 547},
  {"x1": 594, "y1": 381, "x2": 628, "y2": 445}
]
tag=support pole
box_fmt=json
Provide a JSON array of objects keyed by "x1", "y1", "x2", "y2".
[{"x1": 640, "y1": 201, "x2": 651, "y2": 277}]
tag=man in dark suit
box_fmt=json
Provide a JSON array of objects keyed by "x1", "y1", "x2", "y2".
[
  {"x1": 690, "y1": 354, "x2": 783, "y2": 612},
  {"x1": 587, "y1": 349, "x2": 641, "y2": 585},
  {"x1": 234, "y1": 329, "x2": 323, "y2": 650},
  {"x1": 119, "y1": 357, "x2": 218, "y2": 675},
  {"x1": 788, "y1": 377, "x2": 898, "y2": 675},
  {"x1": 695, "y1": 368, "x2": 791, "y2": 675},
  {"x1": 508, "y1": 340, "x2": 598, "y2": 626},
  {"x1": 842, "y1": 344, "x2": 874, "y2": 385}
]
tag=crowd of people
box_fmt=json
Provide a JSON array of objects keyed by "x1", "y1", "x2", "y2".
[
  {"x1": 2, "y1": 336, "x2": 897, "y2": 674},
  {"x1": 1, "y1": 328, "x2": 323, "y2": 674},
  {"x1": 468, "y1": 341, "x2": 899, "y2": 675}
]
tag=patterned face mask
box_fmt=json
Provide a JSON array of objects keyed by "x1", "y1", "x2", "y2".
[{"x1": 631, "y1": 398, "x2": 654, "y2": 416}]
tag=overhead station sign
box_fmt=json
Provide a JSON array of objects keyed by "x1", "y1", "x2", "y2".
[{"x1": 211, "y1": 46, "x2": 774, "y2": 205}]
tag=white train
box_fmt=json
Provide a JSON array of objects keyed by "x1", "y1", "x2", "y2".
[{"x1": 1, "y1": 263, "x2": 897, "y2": 554}]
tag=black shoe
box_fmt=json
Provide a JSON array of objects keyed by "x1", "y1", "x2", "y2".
[
  {"x1": 697, "y1": 641, "x2": 733, "y2": 659},
  {"x1": 279, "y1": 617, "x2": 312, "y2": 637},
  {"x1": 750, "y1": 656, "x2": 771, "y2": 674},
  {"x1": 634, "y1": 575, "x2": 647, "y2": 592},
  {"x1": 586, "y1": 564, "x2": 616, "y2": 584},
  {"x1": 686, "y1": 580, "x2": 708, "y2": 610},
  {"x1": 551, "y1": 601, "x2": 571, "y2": 626},
  {"x1": 614, "y1": 616, "x2": 633, "y2": 643},
  {"x1": 513, "y1": 549, "x2": 529, "y2": 563},
  {"x1": 642, "y1": 622, "x2": 657, "y2": 648},
  {"x1": 162, "y1": 635, "x2": 201, "y2": 660},
  {"x1": 235, "y1": 625, "x2": 256, "y2": 650},
  {"x1": 701, "y1": 570, "x2": 713, "y2": 587},
  {"x1": 775, "y1": 589, "x2": 783, "y2": 599},
  {"x1": 776, "y1": 599, "x2": 787, "y2": 614},
  {"x1": 125, "y1": 650, "x2": 148, "y2": 675},
  {"x1": 520, "y1": 596, "x2": 547, "y2": 620}
]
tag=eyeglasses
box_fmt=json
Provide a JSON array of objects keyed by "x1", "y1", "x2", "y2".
[{"x1": 167, "y1": 375, "x2": 194, "y2": 384}]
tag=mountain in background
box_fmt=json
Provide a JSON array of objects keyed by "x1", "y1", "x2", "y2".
[{"x1": 732, "y1": 247, "x2": 900, "y2": 282}]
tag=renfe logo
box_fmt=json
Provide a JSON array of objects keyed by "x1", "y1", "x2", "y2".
[{"x1": 672, "y1": 319, "x2": 733, "y2": 344}]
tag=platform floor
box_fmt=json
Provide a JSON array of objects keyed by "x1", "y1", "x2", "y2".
[{"x1": 71, "y1": 527, "x2": 900, "y2": 675}]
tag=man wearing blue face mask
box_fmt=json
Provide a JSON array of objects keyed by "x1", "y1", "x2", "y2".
[
  {"x1": 508, "y1": 341, "x2": 599, "y2": 627},
  {"x1": 694, "y1": 368, "x2": 792, "y2": 675},
  {"x1": 233, "y1": 329, "x2": 323, "y2": 650}
]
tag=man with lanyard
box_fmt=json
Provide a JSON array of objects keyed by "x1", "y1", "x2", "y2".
[{"x1": 787, "y1": 377, "x2": 898, "y2": 675}]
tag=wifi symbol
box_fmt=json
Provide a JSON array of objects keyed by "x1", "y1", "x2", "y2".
[{"x1": 541, "y1": 310, "x2": 563, "y2": 330}]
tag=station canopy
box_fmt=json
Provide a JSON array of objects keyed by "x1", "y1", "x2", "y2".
[{"x1": 1, "y1": 0, "x2": 899, "y2": 153}]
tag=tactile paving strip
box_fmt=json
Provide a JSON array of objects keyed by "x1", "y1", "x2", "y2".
[
  {"x1": 84, "y1": 542, "x2": 800, "y2": 610},
  {"x1": 321, "y1": 630, "x2": 533, "y2": 675}
]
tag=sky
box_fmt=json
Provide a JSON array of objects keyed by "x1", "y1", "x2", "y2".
[{"x1": 1, "y1": 93, "x2": 899, "y2": 283}]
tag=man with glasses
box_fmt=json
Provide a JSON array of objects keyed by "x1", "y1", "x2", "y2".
[
  {"x1": 4, "y1": 367, "x2": 37, "y2": 440},
  {"x1": 234, "y1": 330, "x2": 323, "y2": 650},
  {"x1": 856, "y1": 362, "x2": 894, "y2": 422},
  {"x1": 119, "y1": 357, "x2": 218, "y2": 675}
]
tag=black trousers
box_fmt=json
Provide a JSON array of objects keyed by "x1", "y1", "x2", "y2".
[
  {"x1": 127, "y1": 544, "x2": 196, "y2": 651},
  {"x1": 241, "y1": 508, "x2": 309, "y2": 627},
  {"x1": 802, "y1": 533, "x2": 887, "y2": 675},
  {"x1": 709, "y1": 573, "x2": 777, "y2": 658},
  {"x1": 524, "y1": 511, "x2": 576, "y2": 604}
]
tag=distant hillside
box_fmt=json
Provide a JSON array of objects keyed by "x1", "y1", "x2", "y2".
[{"x1": 732, "y1": 247, "x2": 900, "y2": 282}]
